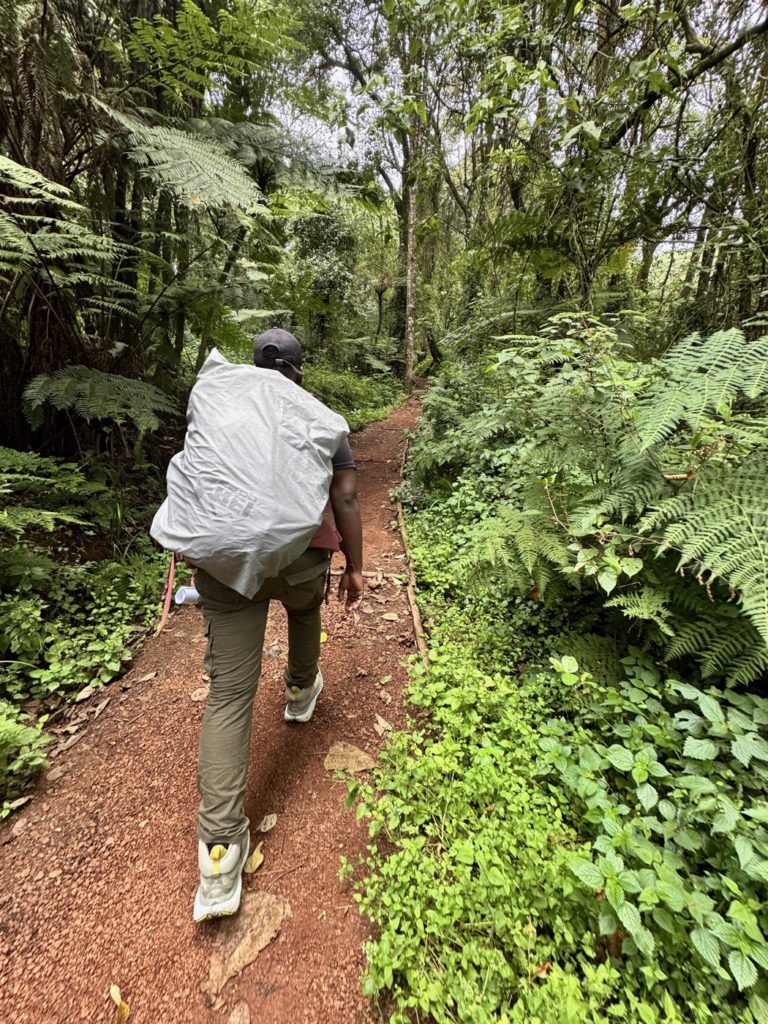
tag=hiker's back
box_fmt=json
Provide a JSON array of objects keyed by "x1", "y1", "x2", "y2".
[{"x1": 151, "y1": 349, "x2": 349, "y2": 597}]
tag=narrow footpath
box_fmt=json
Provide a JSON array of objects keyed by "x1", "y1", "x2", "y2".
[{"x1": 0, "y1": 398, "x2": 421, "y2": 1024}]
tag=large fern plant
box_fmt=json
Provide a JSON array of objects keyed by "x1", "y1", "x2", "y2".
[{"x1": 418, "y1": 317, "x2": 768, "y2": 685}]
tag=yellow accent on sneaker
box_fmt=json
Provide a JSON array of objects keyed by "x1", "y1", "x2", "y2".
[{"x1": 209, "y1": 844, "x2": 228, "y2": 876}]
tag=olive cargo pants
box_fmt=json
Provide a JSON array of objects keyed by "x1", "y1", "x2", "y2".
[{"x1": 194, "y1": 548, "x2": 330, "y2": 845}]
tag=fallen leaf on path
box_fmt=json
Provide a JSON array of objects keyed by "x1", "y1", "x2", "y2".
[
  {"x1": 11, "y1": 817, "x2": 27, "y2": 838},
  {"x1": 258, "y1": 814, "x2": 277, "y2": 833},
  {"x1": 382, "y1": 612, "x2": 399, "y2": 622},
  {"x1": 75, "y1": 685, "x2": 96, "y2": 703},
  {"x1": 203, "y1": 892, "x2": 290, "y2": 1002},
  {"x1": 7, "y1": 796, "x2": 31, "y2": 811},
  {"x1": 324, "y1": 742, "x2": 376, "y2": 773},
  {"x1": 228, "y1": 1003, "x2": 251, "y2": 1024},
  {"x1": 355, "y1": 667, "x2": 368, "y2": 678},
  {"x1": 244, "y1": 842, "x2": 264, "y2": 873},
  {"x1": 47, "y1": 765, "x2": 67, "y2": 782},
  {"x1": 358, "y1": 603, "x2": 373, "y2": 615},
  {"x1": 136, "y1": 672, "x2": 157, "y2": 684},
  {"x1": 93, "y1": 698, "x2": 110, "y2": 718},
  {"x1": 190, "y1": 685, "x2": 209, "y2": 703},
  {"x1": 533, "y1": 961, "x2": 552, "y2": 979},
  {"x1": 109, "y1": 984, "x2": 130, "y2": 1023},
  {"x1": 267, "y1": 643, "x2": 281, "y2": 659},
  {"x1": 373, "y1": 715, "x2": 393, "y2": 738},
  {"x1": 379, "y1": 692, "x2": 392, "y2": 705},
  {"x1": 379, "y1": 675, "x2": 392, "y2": 685}
]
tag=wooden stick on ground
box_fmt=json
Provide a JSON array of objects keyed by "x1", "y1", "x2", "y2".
[{"x1": 395, "y1": 440, "x2": 430, "y2": 668}]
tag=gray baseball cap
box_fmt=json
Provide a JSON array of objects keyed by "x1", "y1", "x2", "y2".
[{"x1": 253, "y1": 328, "x2": 303, "y2": 377}]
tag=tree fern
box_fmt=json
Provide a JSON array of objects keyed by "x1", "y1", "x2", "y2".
[
  {"x1": 23, "y1": 367, "x2": 179, "y2": 434},
  {"x1": 99, "y1": 106, "x2": 268, "y2": 212}
]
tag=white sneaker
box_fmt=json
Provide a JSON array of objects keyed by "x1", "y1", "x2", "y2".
[
  {"x1": 193, "y1": 835, "x2": 250, "y2": 922},
  {"x1": 284, "y1": 671, "x2": 324, "y2": 723}
]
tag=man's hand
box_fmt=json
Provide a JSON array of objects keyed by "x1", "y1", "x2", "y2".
[{"x1": 338, "y1": 569, "x2": 365, "y2": 612}]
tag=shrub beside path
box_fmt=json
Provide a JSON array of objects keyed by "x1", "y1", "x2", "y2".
[{"x1": 0, "y1": 398, "x2": 421, "y2": 1024}]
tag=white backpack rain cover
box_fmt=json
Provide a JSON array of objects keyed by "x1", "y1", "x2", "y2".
[{"x1": 151, "y1": 349, "x2": 349, "y2": 598}]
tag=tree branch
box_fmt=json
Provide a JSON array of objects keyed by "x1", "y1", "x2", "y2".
[{"x1": 606, "y1": 14, "x2": 768, "y2": 148}]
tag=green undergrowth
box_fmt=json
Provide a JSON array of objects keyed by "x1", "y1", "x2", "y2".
[
  {"x1": 0, "y1": 446, "x2": 169, "y2": 812},
  {"x1": 305, "y1": 363, "x2": 403, "y2": 431},
  {"x1": 352, "y1": 593, "x2": 768, "y2": 1024},
  {"x1": 351, "y1": 313, "x2": 768, "y2": 1023}
]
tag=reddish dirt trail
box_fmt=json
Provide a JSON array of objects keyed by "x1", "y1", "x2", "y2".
[{"x1": 0, "y1": 399, "x2": 420, "y2": 1024}]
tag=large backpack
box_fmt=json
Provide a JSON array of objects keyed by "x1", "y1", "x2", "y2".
[{"x1": 150, "y1": 349, "x2": 349, "y2": 597}]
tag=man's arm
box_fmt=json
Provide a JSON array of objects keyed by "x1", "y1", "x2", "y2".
[{"x1": 330, "y1": 467, "x2": 364, "y2": 611}]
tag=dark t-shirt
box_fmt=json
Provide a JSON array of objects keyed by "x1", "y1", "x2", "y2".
[
  {"x1": 332, "y1": 437, "x2": 356, "y2": 471},
  {"x1": 309, "y1": 437, "x2": 356, "y2": 551}
]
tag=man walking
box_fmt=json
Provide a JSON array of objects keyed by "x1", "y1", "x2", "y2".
[{"x1": 190, "y1": 328, "x2": 364, "y2": 922}]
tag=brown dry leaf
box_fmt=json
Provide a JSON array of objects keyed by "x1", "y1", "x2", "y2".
[
  {"x1": 190, "y1": 685, "x2": 210, "y2": 703},
  {"x1": 379, "y1": 691, "x2": 392, "y2": 705},
  {"x1": 258, "y1": 813, "x2": 277, "y2": 833},
  {"x1": 7, "y1": 796, "x2": 31, "y2": 811},
  {"x1": 324, "y1": 741, "x2": 376, "y2": 773},
  {"x1": 75, "y1": 685, "x2": 96, "y2": 703},
  {"x1": 373, "y1": 714, "x2": 393, "y2": 738},
  {"x1": 135, "y1": 672, "x2": 157, "y2": 684},
  {"x1": 47, "y1": 765, "x2": 68, "y2": 782},
  {"x1": 109, "y1": 983, "x2": 130, "y2": 1023},
  {"x1": 244, "y1": 841, "x2": 264, "y2": 873},
  {"x1": 355, "y1": 667, "x2": 368, "y2": 678},
  {"x1": 93, "y1": 698, "x2": 110, "y2": 718},
  {"x1": 382, "y1": 612, "x2": 399, "y2": 622},
  {"x1": 533, "y1": 961, "x2": 552, "y2": 980},
  {"x1": 203, "y1": 892, "x2": 290, "y2": 1002},
  {"x1": 228, "y1": 1003, "x2": 251, "y2": 1024},
  {"x1": 11, "y1": 817, "x2": 27, "y2": 838},
  {"x1": 358, "y1": 602, "x2": 374, "y2": 615}
]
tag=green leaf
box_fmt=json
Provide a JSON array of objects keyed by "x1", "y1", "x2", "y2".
[
  {"x1": 735, "y1": 837, "x2": 755, "y2": 869},
  {"x1": 637, "y1": 783, "x2": 658, "y2": 810},
  {"x1": 620, "y1": 557, "x2": 644, "y2": 577},
  {"x1": 691, "y1": 927, "x2": 721, "y2": 967},
  {"x1": 560, "y1": 655, "x2": 579, "y2": 674},
  {"x1": 568, "y1": 856, "x2": 604, "y2": 889},
  {"x1": 598, "y1": 568, "x2": 618, "y2": 594},
  {"x1": 606, "y1": 876, "x2": 625, "y2": 911},
  {"x1": 712, "y1": 800, "x2": 740, "y2": 834},
  {"x1": 617, "y1": 901, "x2": 642, "y2": 936},
  {"x1": 731, "y1": 733, "x2": 768, "y2": 768},
  {"x1": 698, "y1": 694, "x2": 725, "y2": 723},
  {"x1": 606, "y1": 744, "x2": 634, "y2": 772},
  {"x1": 729, "y1": 951, "x2": 758, "y2": 991},
  {"x1": 683, "y1": 737, "x2": 717, "y2": 760}
]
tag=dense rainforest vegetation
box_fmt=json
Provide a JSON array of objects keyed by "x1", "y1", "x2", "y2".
[{"x1": 2, "y1": 0, "x2": 768, "y2": 1020}]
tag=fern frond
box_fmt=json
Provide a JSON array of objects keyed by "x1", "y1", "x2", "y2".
[
  {"x1": 636, "y1": 330, "x2": 768, "y2": 451},
  {"x1": 606, "y1": 586, "x2": 676, "y2": 637},
  {"x1": 22, "y1": 367, "x2": 179, "y2": 433},
  {"x1": 452, "y1": 503, "x2": 571, "y2": 598},
  {"x1": 641, "y1": 460, "x2": 768, "y2": 643},
  {"x1": 97, "y1": 105, "x2": 267, "y2": 211}
]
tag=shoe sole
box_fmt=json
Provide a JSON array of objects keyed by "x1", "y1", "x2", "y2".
[
  {"x1": 284, "y1": 677, "x2": 324, "y2": 723},
  {"x1": 193, "y1": 834, "x2": 250, "y2": 923}
]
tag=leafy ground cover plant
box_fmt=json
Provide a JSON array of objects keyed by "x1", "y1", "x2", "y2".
[
  {"x1": 354, "y1": 312, "x2": 768, "y2": 1022},
  {"x1": 0, "y1": 446, "x2": 169, "y2": 804}
]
